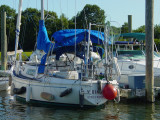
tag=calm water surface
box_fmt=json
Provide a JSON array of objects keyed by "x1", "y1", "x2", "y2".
[{"x1": 0, "y1": 91, "x2": 160, "y2": 120}]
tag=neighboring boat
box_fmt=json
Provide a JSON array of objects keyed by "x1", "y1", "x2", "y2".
[
  {"x1": 114, "y1": 33, "x2": 160, "y2": 87},
  {"x1": 0, "y1": 77, "x2": 9, "y2": 91},
  {"x1": 10, "y1": 0, "x2": 120, "y2": 107}
]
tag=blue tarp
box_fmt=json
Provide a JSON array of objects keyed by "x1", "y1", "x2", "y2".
[
  {"x1": 51, "y1": 29, "x2": 106, "y2": 60},
  {"x1": 52, "y1": 29, "x2": 110, "y2": 48}
]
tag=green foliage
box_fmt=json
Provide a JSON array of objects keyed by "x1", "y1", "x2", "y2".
[
  {"x1": 19, "y1": 8, "x2": 40, "y2": 51},
  {"x1": 133, "y1": 25, "x2": 145, "y2": 33},
  {"x1": 73, "y1": 4, "x2": 106, "y2": 29},
  {"x1": 22, "y1": 52, "x2": 32, "y2": 61},
  {"x1": 154, "y1": 39, "x2": 160, "y2": 51},
  {"x1": 45, "y1": 11, "x2": 58, "y2": 38},
  {"x1": 121, "y1": 22, "x2": 128, "y2": 33},
  {"x1": 154, "y1": 24, "x2": 160, "y2": 39},
  {"x1": 0, "y1": 52, "x2": 32, "y2": 61},
  {"x1": 0, "y1": 5, "x2": 16, "y2": 19},
  {"x1": 0, "y1": 5, "x2": 16, "y2": 51}
]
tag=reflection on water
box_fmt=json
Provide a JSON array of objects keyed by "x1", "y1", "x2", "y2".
[{"x1": 0, "y1": 91, "x2": 160, "y2": 120}]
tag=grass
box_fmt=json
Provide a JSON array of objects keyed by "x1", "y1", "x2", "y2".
[
  {"x1": 21, "y1": 52, "x2": 32, "y2": 61},
  {"x1": 0, "y1": 51, "x2": 32, "y2": 61}
]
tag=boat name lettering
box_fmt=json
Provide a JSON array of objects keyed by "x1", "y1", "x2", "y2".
[
  {"x1": 87, "y1": 90, "x2": 99, "y2": 94},
  {"x1": 87, "y1": 95, "x2": 103, "y2": 99}
]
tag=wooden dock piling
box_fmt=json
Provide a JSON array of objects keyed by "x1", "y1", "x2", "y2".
[
  {"x1": 145, "y1": 0, "x2": 154, "y2": 102},
  {"x1": 128, "y1": 15, "x2": 132, "y2": 33},
  {"x1": 1, "y1": 11, "x2": 7, "y2": 70}
]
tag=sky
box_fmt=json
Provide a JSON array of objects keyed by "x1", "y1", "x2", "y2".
[{"x1": 0, "y1": 0, "x2": 160, "y2": 30}]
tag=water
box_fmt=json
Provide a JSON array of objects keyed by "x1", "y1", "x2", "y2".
[{"x1": 0, "y1": 91, "x2": 160, "y2": 120}]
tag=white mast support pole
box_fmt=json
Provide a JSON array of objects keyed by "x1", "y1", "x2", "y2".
[
  {"x1": 104, "y1": 24, "x2": 108, "y2": 65},
  {"x1": 41, "y1": 0, "x2": 44, "y2": 20},
  {"x1": 86, "y1": 23, "x2": 91, "y2": 65},
  {"x1": 14, "y1": 0, "x2": 23, "y2": 61}
]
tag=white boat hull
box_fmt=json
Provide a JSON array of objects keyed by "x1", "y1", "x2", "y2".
[
  {"x1": 117, "y1": 59, "x2": 160, "y2": 84},
  {"x1": 12, "y1": 73, "x2": 118, "y2": 107}
]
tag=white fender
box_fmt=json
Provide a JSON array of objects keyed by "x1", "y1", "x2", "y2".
[
  {"x1": 8, "y1": 76, "x2": 12, "y2": 86},
  {"x1": 10, "y1": 83, "x2": 15, "y2": 96},
  {"x1": 26, "y1": 85, "x2": 32, "y2": 102}
]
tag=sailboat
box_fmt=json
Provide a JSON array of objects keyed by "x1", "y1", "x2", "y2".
[{"x1": 10, "y1": 0, "x2": 120, "y2": 107}]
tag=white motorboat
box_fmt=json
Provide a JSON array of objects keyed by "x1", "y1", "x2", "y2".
[{"x1": 114, "y1": 33, "x2": 160, "y2": 87}]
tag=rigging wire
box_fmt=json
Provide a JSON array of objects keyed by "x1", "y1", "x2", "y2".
[{"x1": 45, "y1": 0, "x2": 49, "y2": 20}]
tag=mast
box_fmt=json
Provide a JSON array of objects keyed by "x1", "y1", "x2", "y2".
[
  {"x1": 86, "y1": 23, "x2": 91, "y2": 65},
  {"x1": 85, "y1": 23, "x2": 91, "y2": 77},
  {"x1": 104, "y1": 24, "x2": 109, "y2": 81},
  {"x1": 41, "y1": 0, "x2": 44, "y2": 20},
  {"x1": 14, "y1": 0, "x2": 23, "y2": 61}
]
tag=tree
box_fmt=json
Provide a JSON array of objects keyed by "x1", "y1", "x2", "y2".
[
  {"x1": 133, "y1": 25, "x2": 145, "y2": 33},
  {"x1": 154, "y1": 24, "x2": 160, "y2": 39},
  {"x1": 121, "y1": 22, "x2": 128, "y2": 33},
  {"x1": 56, "y1": 13, "x2": 69, "y2": 31},
  {"x1": 45, "y1": 11, "x2": 59, "y2": 39},
  {"x1": 20, "y1": 8, "x2": 40, "y2": 51},
  {"x1": 72, "y1": 4, "x2": 105, "y2": 29},
  {"x1": 0, "y1": 5, "x2": 16, "y2": 51}
]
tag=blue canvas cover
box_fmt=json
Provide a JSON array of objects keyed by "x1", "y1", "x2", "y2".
[
  {"x1": 38, "y1": 28, "x2": 107, "y2": 73},
  {"x1": 52, "y1": 29, "x2": 107, "y2": 48},
  {"x1": 52, "y1": 29, "x2": 107, "y2": 60}
]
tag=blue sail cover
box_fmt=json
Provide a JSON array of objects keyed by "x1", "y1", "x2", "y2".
[
  {"x1": 37, "y1": 20, "x2": 54, "y2": 73},
  {"x1": 37, "y1": 20, "x2": 54, "y2": 53}
]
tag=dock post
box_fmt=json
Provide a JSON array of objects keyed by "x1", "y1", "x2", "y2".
[
  {"x1": 128, "y1": 15, "x2": 132, "y2": 33},
  {"x1": 1, "y1": 11, "x2": 7, "y2": 70},
  {"x1": 145, "y1": 0, "x2": 154, "y2": 102},
  {"x1": 128, "y1": 15, "x2": 133, "y2": 49}
]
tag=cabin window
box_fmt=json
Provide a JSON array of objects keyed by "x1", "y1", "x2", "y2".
[{"x1": 26, "y1": 69, "x2": 36, "y2": 76}]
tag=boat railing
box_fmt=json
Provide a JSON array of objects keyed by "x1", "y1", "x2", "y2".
[{"x1": 80, "y1": 63, "x2": 94, "y2": 80}]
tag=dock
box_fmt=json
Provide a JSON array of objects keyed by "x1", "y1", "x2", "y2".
[
  {"x1": 120, "y1": 87, "x2": 160, "y2": 99},
  {"x1": 119, "y1": 74, "x2": 160, "y2": 100}
]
